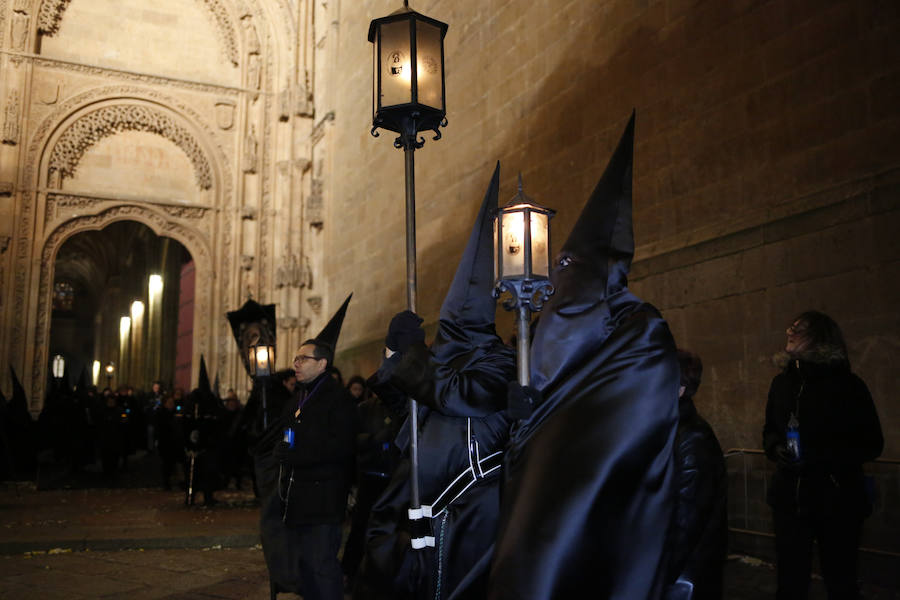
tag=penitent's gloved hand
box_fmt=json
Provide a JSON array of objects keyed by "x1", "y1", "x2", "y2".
[
  {"x1": 384, "y1": 310, "x2": 425, "y2": 353},
  {"x1": 507, "y1": 381, "x2": 541, "y2": 420}
]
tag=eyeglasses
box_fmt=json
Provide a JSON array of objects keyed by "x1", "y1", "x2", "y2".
[{"x1": 294, "y1": 354, "x2": 319, "y2": 364}]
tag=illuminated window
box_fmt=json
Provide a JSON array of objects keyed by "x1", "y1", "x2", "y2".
[{"x1": 53, "y1": 282, "x2": 75, "y2": 311}]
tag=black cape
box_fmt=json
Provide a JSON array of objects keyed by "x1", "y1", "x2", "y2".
[{"x1": 489, "y1": 114, "x2": 680, "y2": 599}]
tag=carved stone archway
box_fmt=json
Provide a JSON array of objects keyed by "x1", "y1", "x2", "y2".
[{"x1": 30, "y1": 204, "x2": 214, "y2": 406}]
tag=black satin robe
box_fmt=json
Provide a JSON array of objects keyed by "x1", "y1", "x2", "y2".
[
  {"x1": 489, "y1": 288, "x2": 680, "y2": 600},
  {"x1": 364, "y1": 339, "x2": 515, "y2": 600}
]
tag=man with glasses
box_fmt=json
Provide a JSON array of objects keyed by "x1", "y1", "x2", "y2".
[{"x1": 265, "y1": 296, "x2": 357, "y2": 600}]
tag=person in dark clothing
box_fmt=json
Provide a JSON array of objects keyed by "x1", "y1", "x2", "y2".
[
  {"x1": 763, "y1": 310, "x2": 883, "y2": 600},
  {"x1": 666, "y1": 349, "x2": 727, "y2": 600},
  {"x1": 97, "y1": 391, "x2": 124, "y2": 480},
  {"x1": 182, "y1": 357, "x2": 223, "y2": 506},
  {"x1": 341, "y1": 386, "x2": 402, "y2": 588},
  {"x1": 489, "y1": 114, "x2": 681, "y2": 600},
  {"x1": 155, "y1": 394, "x2": 180, "y2": 490},
  {"x1": 362, "y1": 163, "x2": 516, "y2": 600},
  {"x1": 347, "y1": 374, "x2": 367, "y2": 401},
  {"x1": 259, "y1": 295, "x2": 356, "y2": 600}
]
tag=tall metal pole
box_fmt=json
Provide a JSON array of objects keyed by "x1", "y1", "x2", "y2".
[
  {"x1": 403, "y1": 138, "x2": 421, "y2": 510},
  {"x1": 516, "y1": 305, "x2": 530, "y2": 386}
]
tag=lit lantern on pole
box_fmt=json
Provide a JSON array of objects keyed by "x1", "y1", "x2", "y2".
[
  {"x1": 369, "y1": 0, "x2": 448, "y2": 148},
  {"x1": 248, "y1": 342, "x2": 275, "y2": 377},
  {"x1": 368, "y1": 1, "x2": 448, "y2": 519},
  {"x1": 493, "y1": 175, "x2": 556, "y2": 386}
]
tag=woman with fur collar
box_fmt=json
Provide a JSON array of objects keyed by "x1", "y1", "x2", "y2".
[{"x1": 762, "y1": 310, "x2": 883, "y2": 600}]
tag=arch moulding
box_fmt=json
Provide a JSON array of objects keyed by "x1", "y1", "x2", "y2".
[{"x1": 29, "y1": 204, "x2": 215, "y2": 407}]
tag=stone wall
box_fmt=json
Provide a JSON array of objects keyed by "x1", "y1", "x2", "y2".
[{"x1": 323, "y1": 0, "x2": 899, "y2": 460}]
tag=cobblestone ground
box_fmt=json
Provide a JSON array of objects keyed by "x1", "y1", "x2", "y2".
[{"x1": 2, "y1": 549, "x2": 898, "y2": 599}]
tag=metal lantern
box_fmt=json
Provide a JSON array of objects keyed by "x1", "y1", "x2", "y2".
[
  {"x1": 493, "y1": 176, "x2": 555, "y2": 290},
  {"x1": 369, "y1": 1, "x2": 448, "y2": 146},
  {"x1": 52, "y1": 354, "x2": 65, "y2": 379},
  {"x1": 493, "y1": 175, "x2": 555, "y2": 386},
  {"x1": 248, "y1": 343, "x2": 275, "y2": 377}
]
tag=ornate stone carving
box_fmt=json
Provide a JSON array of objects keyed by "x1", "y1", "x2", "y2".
[
  {"x1": 11, "y1": 11, "x2": 29, "y2": 51},
  {"x1": 48, "y1": 104, "x2": 213, "y2": 189},
  {"x1": 0, "y1": 236, "x2": 10, "y2": 254},
  {"x1": 32, "y1": 57, "x2": 243, "y2": 95},
  {"x1": 240, "y1": 254, "x2": 254, "y2": 271},
  {"x1": 274, "y1": 254, "x2": 307, "y2": 290},
  {"x1": 306, "y1": 296, "x2": 321, "y2": 315},
  {"x1": 214, "y1": 99, "x2": 235, "y2": 130},
  {"x1": 162, "y1": 205, "x2": 208, "y2": 219},
  {"x1": 294, "y1": 70, "x2": 313, "y2": 117},
  {"x1": 279, "y1": 80, "x2": 290, "y2": 122},
  {"x1": 241, "y1": 16, "x2": 260, "y2": 55},
  {"x1": 12, "y1": 0, "x2": 29, "y2": 12},
  {"x1": 294, "y1": 158, "x2": 311, "y2": 173},
  {"x1": 0, "y1": 181, "x2": 13, "y2": 196},
  {"x1": 199, "y1": 0, "x2": 239, "y2": 66},
  {"x1": 37, "y1": 0, "x2": 70, "y2": 35},
  {"x1": 240, "y1": 206, "x2": 256, "y2": 220},
  {"x1": 2, "y1": 91, "x2": 20, "y2": 145},
  {"x1": 246, "y1": 54, "x2": 261, "y2": 97},
  {"x1": 45, "y1": 193, "x2": 94, "y2": 221},
  {"x1": 306, "y1": 178, "x2": 323, "y2": 228},
  {"x1": 38, "y1": 0, "x2": 237, "y2": 66},
  {"x1": 242, "y1": 125, "x2": 258, "y2": 174}
]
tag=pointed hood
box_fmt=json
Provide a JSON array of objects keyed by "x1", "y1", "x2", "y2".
[
  {"x1": 561, "y1": 110, "x2": 634, "y2": 295},
  {"x1": 530, "y1": 113, "x2": 642, "y2": 392},
  {"x1": 198, "y1": 355, "x2": 212, "y2": 396},
  {"x1": 213, "y1": 372, "x2": 221, "y2": 398},
  {"x1": 314, "y1": 294, "x2": 352, "y2": 355},
  {"x1": 431, "y1": 162, "x2": 502, "y2": 364}
]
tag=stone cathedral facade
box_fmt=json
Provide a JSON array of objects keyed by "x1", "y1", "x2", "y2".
[{"x1": 1, "y1": 0, "x2": 898, "y2": 463}]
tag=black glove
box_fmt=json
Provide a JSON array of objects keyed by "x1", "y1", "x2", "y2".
[
  {"x1": 507, "y1": 382, "x2": 541, "y2": 420},
  {"x1": 385, "y1": 310, "x2": 425, "y2": 353}
]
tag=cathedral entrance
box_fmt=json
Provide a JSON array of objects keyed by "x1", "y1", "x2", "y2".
[{"x1": 49, "y1": 220, "x2": 194, "y2": 395}]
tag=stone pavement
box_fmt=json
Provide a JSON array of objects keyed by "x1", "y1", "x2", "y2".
[{"x1": 1, "y1": 481, "x2": 898, "y2": 599}]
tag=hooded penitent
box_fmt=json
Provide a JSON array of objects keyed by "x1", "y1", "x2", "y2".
[
  {"x1": 364, "y1": 163, "x2": 516, "y2": 600},
  {"x1": 488, "y1": 113, "x2": 680, "y2": 600}
]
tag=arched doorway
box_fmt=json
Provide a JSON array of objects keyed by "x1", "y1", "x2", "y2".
[{"x1": 49, "y1": 221, "x2": 194, "y2": 395}]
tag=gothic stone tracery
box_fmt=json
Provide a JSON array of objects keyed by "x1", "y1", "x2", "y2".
[{"x1": 48, "y1": 104, "x2": 213, "y2": 189}]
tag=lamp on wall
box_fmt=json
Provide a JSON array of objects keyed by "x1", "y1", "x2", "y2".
[
  {"x1": 368, "y1": 1, "x2": 448, "y2": 519},
  {"x1": 493, "y1": 175, "x2": 556, "y2": 386},
  {"x1": 105, "y1": 362, "x2": 115, "y2": 388},
  {"x1": 52, "y1": 354, "x2": 65, "y2": 380}
]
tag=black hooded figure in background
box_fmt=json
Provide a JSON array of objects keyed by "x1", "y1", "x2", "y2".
[
  {"x1": 488, "y1": 114, "x2": 681, "y2": 600},
  {"x1": 361, "y1": 163, "x2": 516, "y2": 600}
]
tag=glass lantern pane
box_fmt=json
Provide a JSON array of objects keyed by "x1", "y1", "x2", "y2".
[
  {"x1": 493, "y1": 216, "x2": 500, "y2": 283},
  {"x1": 379, "y1": 20, "x2": 413, "y2": 108},
  {"x1": 372, "y1": 36, "x2": 378, "y2": 116},
  {"x1": 415, "y1": 20, "x2": 443, "y2": 110},
  {"x1": 501, "y1": 210, "x2": 526, "y2": 279},
  {"x1": 530, "y1": 212, "x2": 550, "y2": 278}
]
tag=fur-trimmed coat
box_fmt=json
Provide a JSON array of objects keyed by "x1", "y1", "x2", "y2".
[{"x1": 762, "y1": 345, "x2": 883, "y2": 517}]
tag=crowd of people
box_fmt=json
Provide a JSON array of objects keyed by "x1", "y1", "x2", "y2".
[{"x1": 1, "y1": 113, "x2": 885, "y2": 600}]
